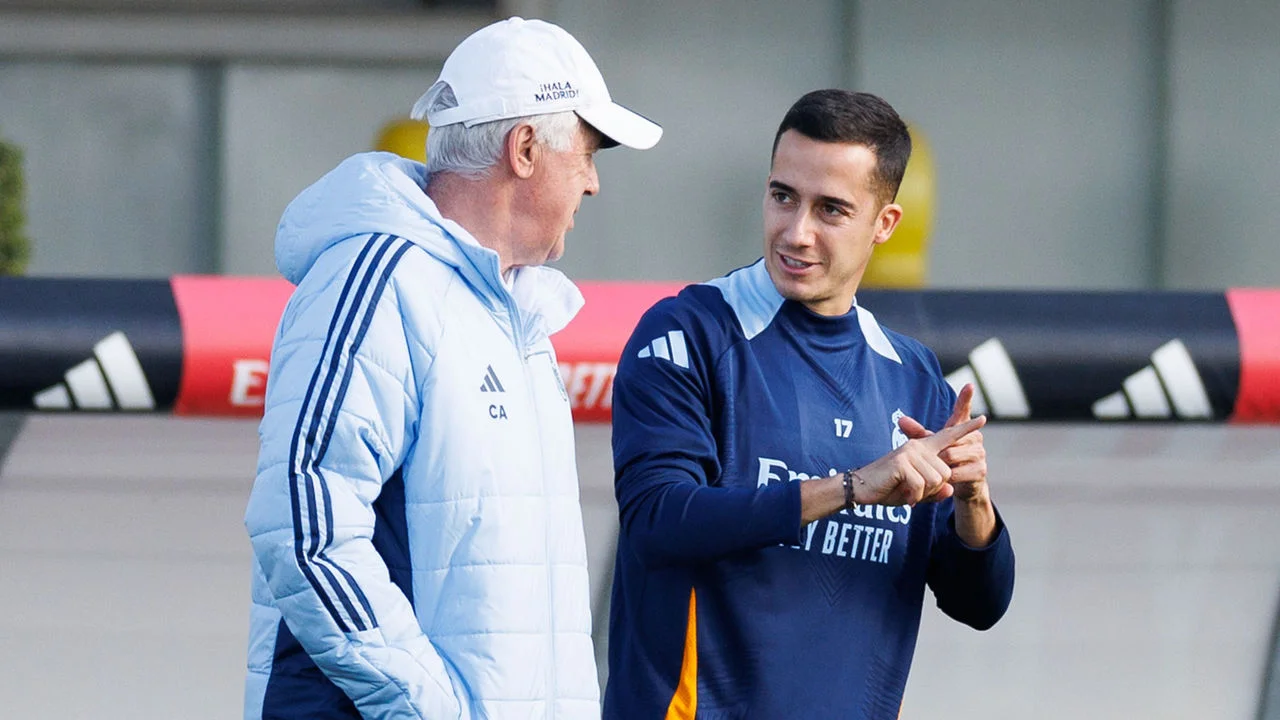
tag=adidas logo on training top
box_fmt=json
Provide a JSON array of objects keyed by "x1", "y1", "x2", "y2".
[
  {"x1": 1092, "y1": 339, "x2": 1212, "y2": 420},
  {"x1": 943, "y1": 337, "x2": 1030, "y2": 419},
  {"x1": 32, "y1": 331, "x2": 156, "y2": 411},
  {"x1": 637, "y1": 330, "x2": 689, "y2": 369},
  {"x1": 479, "y1": 365, "x2": 505, "y2": 393}
]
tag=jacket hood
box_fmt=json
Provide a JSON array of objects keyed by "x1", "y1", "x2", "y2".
[{"x1": 275, "y1": 152, "x2": 582, "y2": 335}]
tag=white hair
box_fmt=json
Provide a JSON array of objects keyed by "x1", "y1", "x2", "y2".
[{"x1": 425, "y1": 111, "x2": 581, "y2": 177}]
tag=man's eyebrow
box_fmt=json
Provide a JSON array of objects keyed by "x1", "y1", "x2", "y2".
[
  {"x1": 768, "y1": 181, "x2": 855, "y2": 211},
  {"x1": 818, "y1": 195, "x2": 855, "y2": 212}
]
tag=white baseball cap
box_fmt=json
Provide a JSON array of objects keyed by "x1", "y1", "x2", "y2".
[{"x1": 410, "y1": 17, "x2": 662, "y2": 150}]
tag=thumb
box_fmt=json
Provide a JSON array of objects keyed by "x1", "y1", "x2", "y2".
[
  {"x1": 946, "y1": 383, "x2": 975, "y2": 427},
  {"x1": 897, "y1": 414, "x2": 933, "y2": 439}
]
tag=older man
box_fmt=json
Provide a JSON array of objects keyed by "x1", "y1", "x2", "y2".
[{"x1": 243, "y1": 17, "x2": 660, "y2": 720}]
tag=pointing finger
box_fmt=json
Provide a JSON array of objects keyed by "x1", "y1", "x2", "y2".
[{"x1": 923, "y1": 415, "x2": 986, "y2": 453}]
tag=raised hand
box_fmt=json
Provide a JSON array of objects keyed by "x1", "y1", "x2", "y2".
[
  {"x1": 851, "y1": 413, "x2": 987, "y2": 507},
  {"x1": 898, "y1": 383, "x2": 988, "y2": 501},
  {"x1": 896, "y1": 383, "x2": 998, "y2": 546}
]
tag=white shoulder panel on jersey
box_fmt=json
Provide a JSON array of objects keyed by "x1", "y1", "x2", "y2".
[
  {"x1": 704, "y1": 260, "x2": 785, "y2": 340},
  {"x1": 855, "y1": 304, "x2": 903, "y2": 364}
]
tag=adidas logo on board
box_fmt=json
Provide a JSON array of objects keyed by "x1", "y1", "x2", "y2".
[
  {"x1": 1092, "y1": 339, "x2": 1211, "y2": 419},
  {"x1": 32, "y1": 331, "x2": 155, "y2": 411},
  {"x1": 943, "y1": 337, "x2": 1030, "y2": 419}
]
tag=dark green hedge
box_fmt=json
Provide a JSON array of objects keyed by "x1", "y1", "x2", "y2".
[{"x1": 0, "y1": 138, "x2": 30, "y2": 276}]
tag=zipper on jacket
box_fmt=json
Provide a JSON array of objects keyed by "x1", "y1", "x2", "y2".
[
  {"x1": 521, "y1": 345, "x2": 559, "y2": 715},
  {"x1": 508, "y1": 291, "x2": 558, "y2": 714},
  {"x1": 503, "y1": 293, "x2": 526, "y2": 353}
]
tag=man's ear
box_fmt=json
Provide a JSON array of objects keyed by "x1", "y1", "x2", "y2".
[
  {"x1": 873, "y1": 203, "x2": 903, "y2": 245},
  {"x1": 507, "y1": 123, "x2": 538, "y2": 180}
]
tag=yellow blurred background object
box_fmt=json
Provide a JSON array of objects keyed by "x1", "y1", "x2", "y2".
[
  {"x1": 373, "y1": 117, "x2": 430, "y2": 162},
  {"x1": 864, "y1": 122, "x2": 934, "y2": 288}
]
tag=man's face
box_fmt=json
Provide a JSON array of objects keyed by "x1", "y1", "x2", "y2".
[
  {"x1": 763, "y1": 130, "x2": 901, "y2": 316},
  {"x1": 515, "y1": 120, "x2": 602, "y2": 267}
]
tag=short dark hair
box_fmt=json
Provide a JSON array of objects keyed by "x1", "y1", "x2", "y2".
[{"x1": 771, "y1": 89, "x2": 912, "y2": 205}]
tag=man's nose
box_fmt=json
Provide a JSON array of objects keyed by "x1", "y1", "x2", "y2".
[{"x1": 780, "y1": 209, "x2": 816, "y2": 247}]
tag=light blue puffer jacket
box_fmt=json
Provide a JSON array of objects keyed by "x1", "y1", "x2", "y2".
[{"x1": 243, "y1": 152, "x2": 599, "y2": 719}]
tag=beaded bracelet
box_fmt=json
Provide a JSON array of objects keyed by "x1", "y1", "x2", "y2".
[{"x1": 842, "y1": 468, "x2": 865, "y2": 510}]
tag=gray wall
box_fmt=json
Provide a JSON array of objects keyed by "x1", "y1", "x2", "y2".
[
  {"x1": 219, "y1": 64, "x2": 441, "y2": 275},
  {"x1": 1166, "y1": 0, "x2": 1280, "y2": 289},
  {"x1": 0, "y1": 62, "x2": 216, "y2": 277},
  {"x1": 1, "y1": 0, "x2": 1277, "y2": 287},
  {"x1": 856, "y1": 0, "x2": 1164, "y2": 289}
]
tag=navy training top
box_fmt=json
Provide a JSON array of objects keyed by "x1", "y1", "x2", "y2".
[{"x1": 604, "y1": 260, "x2": 1015, "y2": 720}]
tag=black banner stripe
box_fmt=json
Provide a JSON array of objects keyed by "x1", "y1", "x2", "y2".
[
  {"x1": 862, "y1": 289, "x2": 1240, "y2": 421},
  {"x1": 0, "y1": 277, "x2": 183, "y2": 411}
]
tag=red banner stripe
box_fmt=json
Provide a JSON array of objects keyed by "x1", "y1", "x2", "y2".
[
  {"x1": 559, "y1": 281, "x2": 687, "y2": 361},
  {"x1": 1226, "y1": 288, "x2": 1280, "y2": 423},
  {"x1": 170, "y1": 275, "x2": 293, "y2": 417},
  {"x1": 557, "y1": 282, "x2": 686, "y2": 422}
]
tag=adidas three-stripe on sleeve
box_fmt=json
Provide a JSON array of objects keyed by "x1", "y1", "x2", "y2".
[{"x1": 245, "y1": 236, "x2": 462, "y2": 719}]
